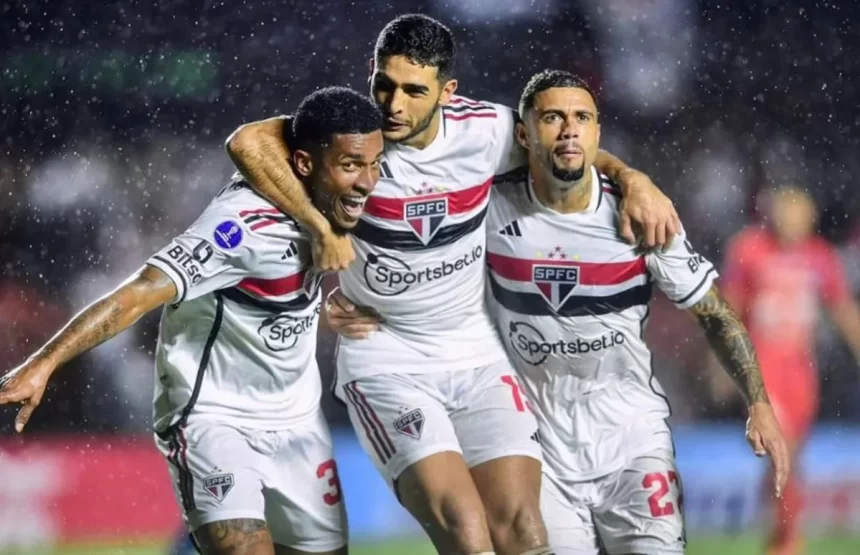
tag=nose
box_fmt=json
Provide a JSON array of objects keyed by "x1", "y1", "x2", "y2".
[
  {"x1": 355, "y1": 167, "x2": 377, "y2": 193},
  {"x1": 559, "y1": 118, "x2": 578, "y2": 139},
  {"x1": 388, "y1": 88, "x2": 406, "y2": 116}
]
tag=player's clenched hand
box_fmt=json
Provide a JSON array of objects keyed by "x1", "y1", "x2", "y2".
[
  {"x1": 324, "y1": 287, "x2": 382, "y2": 339},
  {"x1": 0, "y1": 358, "x2": 55, "y2": 433},
  {"x1": 617, "y1": 169, "x2": 681, "y2": 251},
  {"x1": 312, "y1": 231, "x2": 355, "y2": 272},
  {"x1": 746, "y1": 401, "x2": 790, "y2": 498}
]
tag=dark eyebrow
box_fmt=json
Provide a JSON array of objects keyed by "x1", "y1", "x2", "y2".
[
  {"x1": 538, "y1": 108, "x2": 596, "y2": 119},
  {"x1": 538, "y1": 109, "x2": 567, "y2": 118},
  {"x1": 402, "y1": 83, "x2": 430, "y2": 94}
]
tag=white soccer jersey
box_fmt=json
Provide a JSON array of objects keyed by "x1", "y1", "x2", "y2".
[
  {"x1": 336, "y1": 96, "x2": 526, "y2": 382},
  {"x1": 147, "y1": 181, "x2": 325, "y2": 433},
  {"x1": 486, "y1": 167, "x2": 718, "y2": 480}
]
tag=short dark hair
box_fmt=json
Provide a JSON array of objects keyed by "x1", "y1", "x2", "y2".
[
  {"x1": 518, "y1": 70, "x2": 598, "y2": 118},
  {"x1": 292, "y1": 86, "x2": 383, "y2": 150},
  {"x1": 374, "y1": 14, "x2": 456, "y2": 80}
]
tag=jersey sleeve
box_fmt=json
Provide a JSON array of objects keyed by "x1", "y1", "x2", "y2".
[
  {"x1": 817, "y1": 241, "x2": 852, "y2": 308},
  {"x1": 489, "y1": 103, "x2": 528, "y2": 175},
  {"x1": 646, "y1": 226, "x2": 719, "y2": 309},
  {"x1": 146, "y1": 200, "x2": 255, "y2": 305}
]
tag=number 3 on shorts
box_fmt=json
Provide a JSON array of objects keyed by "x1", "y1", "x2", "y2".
[
  {"x1": 317, "y1": 459, "x2": 343, "y2": 506},
  {"x1": 642, "y1": 470, "x2": 683, "y2": 517}
]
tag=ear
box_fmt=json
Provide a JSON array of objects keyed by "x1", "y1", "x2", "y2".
[
  {"x1": 293, "y1": 149, "x2": 314, "y2": 178},
  {"x1": 438, "y1": 78, "x2": 458, "y2": 106},
  {"x1": 368, "y1": 57, "x2": 375, "y2": 78},
  {"x1": 515, "y1": 121, "x2": 530, "y2": 150}
]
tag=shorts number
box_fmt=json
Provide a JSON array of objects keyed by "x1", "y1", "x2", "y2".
[
  {"x1": 316, "y1": 459, "x2": 343, "y2": 506},
  {"x1": 643, "y1": 470, "x2": 681, "y2": 517},
  {"x1": 501, "y1": 375, "x2": 532, "y2": 413}
]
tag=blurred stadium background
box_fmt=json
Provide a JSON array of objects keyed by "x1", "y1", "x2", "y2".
[{"x1": 2, "y1": 0, "x2": 860, "y2": 553}]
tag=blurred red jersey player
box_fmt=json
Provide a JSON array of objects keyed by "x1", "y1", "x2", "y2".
[{"x1": 720, "y1": 186, "x2": 860, "y2": 555}]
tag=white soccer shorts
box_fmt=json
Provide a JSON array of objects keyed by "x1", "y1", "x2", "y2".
[
  {"x1": 154, "y1": 410, "x2": 347, "y2": 552},
  {"x1": 338, "y1": 360, "x2": 543, "y2": 485},
  {"x1": 541, "y1": 442, "x2": 686, "y2": 554}
]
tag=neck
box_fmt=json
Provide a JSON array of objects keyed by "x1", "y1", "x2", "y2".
[
  {"x1": 400, "y1": 110, "x2": 442, "y2": 149},
  {"x1": 530, "y1": 161, "x2": 593, "y2": 214}
]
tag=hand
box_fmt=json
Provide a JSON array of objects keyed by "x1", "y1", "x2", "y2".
[
  {"x1": 617, "y1": 169, "x2": 681, "y2": 251},
  {"x1": 311, "y1": 230, "x2": 355, "y2": 272},
  {"x1": 746, "y1": 401, "x2": 790, "y2": 498},
  {"x1": 324, "y1": 287, "x2": 382, "y2": 339},
  {"x1": 0, "y1": 358, "x2": 55, "y2": 433}
]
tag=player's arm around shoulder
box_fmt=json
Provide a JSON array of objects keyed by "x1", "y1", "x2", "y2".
[
  {"x1": 594, "y1": 153, "x2": 681, "y2": 250},
  {"x1": 0, "y1": 265, "x2": 177, "y2": 432},
  {"x1": 225, "y1": 116, "x2": 353, "y2": 272}
]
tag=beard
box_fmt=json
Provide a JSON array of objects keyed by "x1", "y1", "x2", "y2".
[
  {"x1": 388, "y1": 102, "x2": 440, "y2": 144},
  {"x1": 551, "y1": 162, "x2": 586, "y2": 182}
]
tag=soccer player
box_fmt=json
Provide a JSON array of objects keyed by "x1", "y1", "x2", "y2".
[
  {"x1": 483, "y1": 70, "x2": 790, "y2": 554},
  {"x1": 720, "y1": 187, "x2": 860, "y2": 555},
  {"x1": 328, "y1": 69, "x2": 793, "y2": 554},
  {"x1": 225, "y1": 14, "x2": 681, "y2": 555},
  {"x1": 0, "y1": 86, "x2": 384, "y2": 555}
]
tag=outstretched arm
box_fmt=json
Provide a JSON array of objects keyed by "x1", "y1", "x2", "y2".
[
  {"x1": 830, "y1": 300, "x2": 860, "y2": 364},
  {"x1": 0, "y1": 265, "x2": 176, "y2": 432},
  {"x1": 225, "y1": 117, "x2": 354, "y2": 271},
  {"x1": 687, "y1": 284, "x2": 790, "y2": 496},
  {"x1": 593, "y1": 150, "x2": 681, "y2": 249}
]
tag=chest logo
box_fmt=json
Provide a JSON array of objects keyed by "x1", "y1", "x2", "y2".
[
  {"x1": 533, "y1": 264, "x2": 580, "y2": 310},
  {"x1": 404, "y1": 198, "x2": 448, "y2": 245}
]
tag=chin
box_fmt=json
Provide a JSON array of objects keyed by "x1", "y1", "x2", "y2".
[
  {"x1": 382, "y1": 128, "x2": 411, "y2": 143},
  {"x1": 332, "y1": 219, "x2": 356, "y2": 235},
  {"x1": 552, "y1": 166, "x2": 585, "y2": 182}
]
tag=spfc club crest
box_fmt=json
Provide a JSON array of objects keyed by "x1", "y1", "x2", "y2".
[
  {"x1": 394, "y1": 409, "x2": 425, "y2": 440},
  {"x1": 533, "y1": 264, "x2": 580, "y2": 310},
  {"x1": 404, "y1": 198, "x2": 447, "y2": 244},
  {"x1": 203, "y1": 473, "x2": 235, "y2": 502}
]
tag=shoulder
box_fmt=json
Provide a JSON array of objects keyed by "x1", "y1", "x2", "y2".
[
  {"x1": 594, "y1": 172, "x2": 622, "y2": 213},
  {"x1": 807, "y1": 236, "x2": 840, "y2": 260},
  {"x1": 195, "y1": 181, "x2": 305, "y2": 246},
  {"x1": 442, "y1": 96, "x2": 515, "y2": 130},
  {"x1": 491, "y1": 167, "x2": 529, "y2": 202}
]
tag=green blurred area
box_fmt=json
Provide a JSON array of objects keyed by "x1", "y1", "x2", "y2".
[
  {"x1": 2, "y1": 48, "x2": 219, "y2": 99},
  {"x1": 4, "y1": 535, "x2": 860, "y2": 555}
]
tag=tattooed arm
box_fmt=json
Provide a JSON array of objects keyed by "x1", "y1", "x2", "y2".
[
  {"x1": 0, "y1": 265, "x2": 176, "y2": 432},
  {"x1": 687, "y1": 284, "x2": 768, "y2": 405},
  {"x1": 688, "y1": 284, "x2": 790, "y2": 496},
  {"x1": 195, "y1": 519, "x2": 271, "y2": 552}
]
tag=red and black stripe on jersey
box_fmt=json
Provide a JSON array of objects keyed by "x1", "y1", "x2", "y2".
[
  {"x1": 223, "y1": 269, "x2": 321, "y2": 312},
  {"x1": 442, "y1": 97, "x2": 498, "y2": 121},
  {"x1": 487, "y1": 253, "x2": 652, "y2": 317},
  {"x1": 239, "y1": 208, "x2": 296, "y2": 232},
  {"x1": 352, "y1": 177, "x2": 492, "y2": 251}
]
